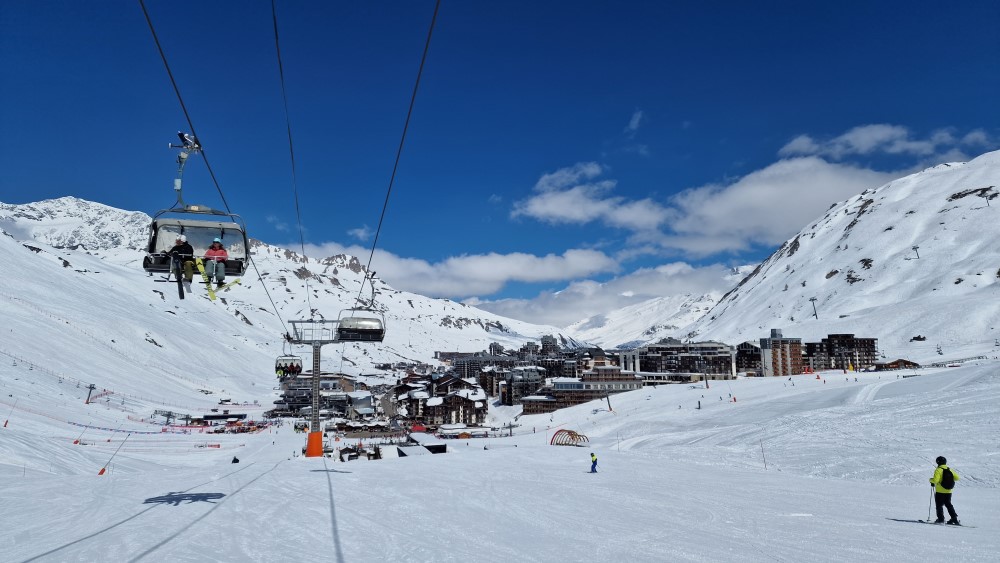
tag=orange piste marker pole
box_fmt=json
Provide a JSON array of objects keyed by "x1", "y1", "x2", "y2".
[{"x1": 98, "y1": 433, "x2": 131, "y2": 476}]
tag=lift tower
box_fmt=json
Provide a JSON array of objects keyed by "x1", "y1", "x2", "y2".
[{"x1": 287, "y1": 319, "x2": 340, "y2": 457}]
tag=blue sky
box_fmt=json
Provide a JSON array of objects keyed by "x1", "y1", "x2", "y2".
[{"x1": 2, "y1": 1, "x2": 999, "y2": 326}]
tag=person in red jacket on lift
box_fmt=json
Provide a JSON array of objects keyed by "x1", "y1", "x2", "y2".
[{"x1": 204, "y1": 237, "x2": 228, "y2": 288}]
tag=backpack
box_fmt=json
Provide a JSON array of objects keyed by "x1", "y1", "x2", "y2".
[{"x1": 940, "y1": 467, "x2": 955, "y2": 489}]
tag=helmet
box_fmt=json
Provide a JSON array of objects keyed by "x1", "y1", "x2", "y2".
[
  {"x1": 213, "y1": 237, "x2": 222, "y2": 243},
  {"x1": 936, "y1": 456, "x2": 947, "y2": 465},
  {"x1": 177, "y1": 234, "x2": 187, "y2": 242}
]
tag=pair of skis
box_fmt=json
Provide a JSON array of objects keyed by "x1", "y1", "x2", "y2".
[
  {"x1": 164, "y1": 257, "x2": 239, "y2": 300},
  {"x1": 195, "y1": 258, "x2": 240, "y2": 300},
  {"x1": 917, "y1": 519, "x2": 972, "y2": 528},
  {"x1": 887, "y1": 518, "x2": 974, "y2": 528}
]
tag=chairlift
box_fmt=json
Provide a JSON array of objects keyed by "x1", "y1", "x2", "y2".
[
  {"x1": 142, "y1": 212, "x2": 249, "y2": 276},
  {"x1": 275, "y1": 355, "x2": 303, "y2": 376},
  {"x1": 141, "y1": 132, "x2": 250, "y2": 278},
  {"x1": 336, "y1": 309, "x2": 385, "y2": 342}
]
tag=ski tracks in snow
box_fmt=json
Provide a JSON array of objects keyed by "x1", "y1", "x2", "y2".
[{"x1": 19, "y1": 460, "x2": 285, "y2": 563}]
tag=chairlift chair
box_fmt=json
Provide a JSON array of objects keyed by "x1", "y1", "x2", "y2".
[
  {"x1": 275, "y1": 354, "x2": 303, "y2": 374},
  {"x1": 336, "y1": 309, "x2": 385, "y2": 342},
  {"x1": 142, "y1": 208, "x2": 249, "y2": 277},
  {"x1": 142, "y1": 132, "x2": 250, "y2": 279}
]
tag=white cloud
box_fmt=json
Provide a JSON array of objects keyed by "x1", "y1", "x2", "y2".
[
  {"x1": 777, "y1": 124, "x2": 990, "y2": 160},
  {"x1": 625, "y1": 110, "x2": 644, "y2": 135},
  {"x1": 488, "y1": 194, "x2": 503, "y2": 204},
  {"x1": 655, "y1": 157, "x2": 898, "y2": 255},
  {"x1": 347, "y1": 225, "x2": 372, "y2": 241},
  {"x1": 469, "y1": 262, "x2": 734, "y2": 327},
  {"x1": 511, "y1": 163, "x2": 670, "y2": 230},
  {"x1": 961, "y1": 129, "x2": 992, "y2": 146},
  {"x1": 779, "y1": 135, "x2": 821, "y2": 156},
  {"x1": 534, "y1": 162, "x2": 604, "y2": 192},
  {"x1": 623, "y1": 143, "x2": 650, "y2": 157},
  {"x1": 511, "y1": 158, "x2": 899, "y2": 258},
  {"x1": 265, "y1": 215, "x2": 289, "y2": 232},
  {"x1": 298, "y1": 242, "x2": 620, "y2": 298}
]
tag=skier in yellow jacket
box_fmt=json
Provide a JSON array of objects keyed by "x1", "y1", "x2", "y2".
[{"x1": 929, "y1": 456, "x2": 960, "y2": 524}]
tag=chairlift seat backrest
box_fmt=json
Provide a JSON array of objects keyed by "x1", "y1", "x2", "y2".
[{"x1": 337, "y1": 316, "x2": 385, "y2": 342}]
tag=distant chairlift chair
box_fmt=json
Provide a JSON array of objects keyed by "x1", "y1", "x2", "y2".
[{"x1": 336, "y1": 309, "x2": 385, "y2": 342}]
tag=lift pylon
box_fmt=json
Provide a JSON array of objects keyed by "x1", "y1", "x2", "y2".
[{"x1": 286, "y1": 320, "x2": 341, "y2": 457}]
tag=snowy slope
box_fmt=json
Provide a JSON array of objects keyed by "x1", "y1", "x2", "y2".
[
  {"x1": 564, "y1": 292, "x2": 720, "y2": 349},
  {"x1": 0, "y1": 197, "x2": 583, "y2": 392},
  {"x1": 658, "y1": 152, "x2": 999, "y2": 364},
  {"x1": 1, "y1": 353, "x2": 998, "y2": 561},
  {"x1": 567, "y1": 152, "x2": 1000, "y2": 364}
]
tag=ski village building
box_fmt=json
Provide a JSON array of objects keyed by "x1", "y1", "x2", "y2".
[
  {"x1": 520, "y1": 364, "x2": 644, "y2": 415},
  {"x1": 759, "y1": 329, "x2": 804, "y2": 377},
  {"x1": 618, "y1": 338, "x2": 737, "y2": 385},
  {"x1": 269, "y1": 331, "x2": 889, "y2": 434},
  {"x1": 389, "y1": 373, "x2": 488, "y2": 428},
  {"x1": 804, "y1": 333, "x2": 879, "y2": 371}
]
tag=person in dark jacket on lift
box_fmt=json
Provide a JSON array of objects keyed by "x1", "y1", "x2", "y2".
[
  {"x1": 168, "y1": 235, "x2": 195, "y2": 283},
  {"x1": 929, "y1": 455, "x2": 960, "y2": 524}
]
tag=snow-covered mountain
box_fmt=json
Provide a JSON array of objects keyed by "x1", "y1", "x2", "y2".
[
  {"x1": 562, "y1": 265, "x2": 756, "y2": 349},
  {"x1": 5, "y1": 148, "x2": 1000, "y2": 388},
  {"x1": 679, "y1": 151, "x2": 1000, "y2": 362},
  {"x1": 564, "y1": 292, "x2": 721, "y2": 349},
  {"x1": 0, "y1": 197, "x2": 583, "y2": 395},
  {"x1": 563, "y1": 151, "x2": 1000, "y2": 365}
]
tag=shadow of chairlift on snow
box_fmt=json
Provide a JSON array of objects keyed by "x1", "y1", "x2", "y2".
[{"x1": 143, "y1": 492, "x2": 226, "y2": 506}]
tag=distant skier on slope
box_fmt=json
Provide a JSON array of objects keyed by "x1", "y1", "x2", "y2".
[
  {"x1": 929, "y1": 456, "x2": 959, "y2": 524},
  {"x1": 590, "y1": 452, "x2": 598, "y2": 473}
]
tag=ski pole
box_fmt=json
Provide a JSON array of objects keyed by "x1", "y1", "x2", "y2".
[{"x1": 927, "y1": 488, "x2": 933, "y2": 522}]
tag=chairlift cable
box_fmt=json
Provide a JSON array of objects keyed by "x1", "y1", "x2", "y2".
[
  {"x1": 270, "y1": 0, "x2": 314, "y2": 319},
  {"x1": 141, "y1": 0, "x2": 287, "y2": 333},
  {"x1": 354, "y1": 0, "x2": 441, "y2": 310},
  {"x1": 139, "y1": 0, "x2": 233, "y2": 215}
]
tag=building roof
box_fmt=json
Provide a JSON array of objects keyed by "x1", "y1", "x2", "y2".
[{"x1": 409, "y1": 432, "x2": 445, "y2": 446}]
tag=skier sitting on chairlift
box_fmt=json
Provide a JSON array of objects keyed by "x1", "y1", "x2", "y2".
[{"x1": 169, "y1": 235, "x2": 195, "y2": 283}]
